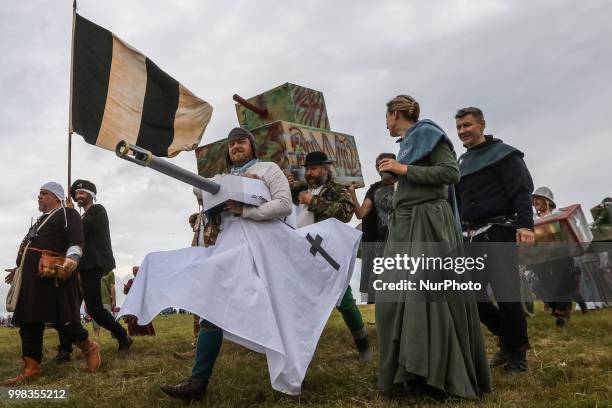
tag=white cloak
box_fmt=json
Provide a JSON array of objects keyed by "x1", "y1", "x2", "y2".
[{"x1": 118, "y1": 217, "x2": 361, "y2": 395}]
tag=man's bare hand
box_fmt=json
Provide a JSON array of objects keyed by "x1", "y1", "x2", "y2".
[
  {"x1": 65, "y1": 197, "x2": 74, "y2": 209},
  {"x1": 298, "y1": 191, "x2": 313, "y2": 206},
  {"x1": 516, "y1": 228, "x2": 535, "y2": 244},
  {"x1": 57, "y1": 258, "x2": 78, "y2": 279},
  {"x1": 225, "y1": 200, "x2": 243, "y2": 215}
]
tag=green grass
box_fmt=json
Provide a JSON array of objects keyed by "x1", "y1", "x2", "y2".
[{"x1": 0, "y1": 305, "x2": 611, "y2": 407}]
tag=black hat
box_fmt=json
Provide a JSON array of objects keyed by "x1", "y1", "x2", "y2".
[
  {"x1": 70, "y1": 179, "x2": 97, "y2": 199},
  {"x1": 303, "y1": 151, "x2": 333, "y2": 167}
]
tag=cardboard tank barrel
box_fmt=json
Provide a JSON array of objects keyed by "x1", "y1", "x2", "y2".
[{"x1": 196, "y1": 83, "x2": 364, "y2": 187}]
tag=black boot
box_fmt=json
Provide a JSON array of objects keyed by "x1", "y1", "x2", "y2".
[
  {"x1": 504, "y1": 350, "x2": 528, "y2": 374},
  {"x1": 352, "y1": 329, "x2": 372, "y2": 363},
  {"x1": 489, "y1": 337, "x2": 511, "y2": 367},
  {"x1": 118, "y1": 335, "x2": 133, "y2": 352},
  {"x1": 160, "y1": 377, "x2": 208, "y2": 402},
  {"x1": 555, "y1": 315, "x2": 568, "y2": 327},
  {"x1": 48, "y1": 348, "x2": 71, "y2": 365}
]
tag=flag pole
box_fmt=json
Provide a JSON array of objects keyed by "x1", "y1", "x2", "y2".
[{"x1": 67, "y1": 0, "x2": 77, "y2": 197}]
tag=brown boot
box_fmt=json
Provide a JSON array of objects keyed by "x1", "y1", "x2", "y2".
[
  {"x1": 3, "y1": 357, "x2": 41, "y2": 386},
  {"x1": 76, "y1": 338, "x2": 101, "y2": 372}
]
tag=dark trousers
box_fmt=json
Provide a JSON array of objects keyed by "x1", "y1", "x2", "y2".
[
  {"x1": 470, "y1": 225, "x2": 529, "y2": 352},
  {"x1": 20, "y1": 322, "x2": 88, "y2": 362},
  {"x1": 532, "y1": 257, "x2": 581, "y2": 313},
  {"x1": 337, "y1": 286, "x2": 364, "y2": 333},
  {"x1": 191, "y1": 319, "x2": 223, "y2": 380},
  {"x1": 59, "y1": 267, "x2": 127, "y2": 352}
]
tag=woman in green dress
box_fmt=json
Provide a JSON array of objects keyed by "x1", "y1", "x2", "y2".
[{"x1": 375, "y1": 95, "x2": 491, "y2": 399}]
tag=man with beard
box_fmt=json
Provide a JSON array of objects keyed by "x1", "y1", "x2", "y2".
[
  {"x1": 455, "y1": 107, "x2": 534, "y2": 373},
  {"x1": 287, "y1": 151, "x2": 371, "y2": 362},
  {"x1": 160, "y1": 127, "x2": 293, "y2": 402},
  {"x1": 50, "y1": 180, "x2": 132, "y2": 363},
  {"x1": 4, "y1": 182, "x2": 100, "y2": 385}
]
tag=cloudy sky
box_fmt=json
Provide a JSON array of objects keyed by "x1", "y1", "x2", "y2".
[{"x1": 1, "y1": 0, "x2": 611, "y2": 311}]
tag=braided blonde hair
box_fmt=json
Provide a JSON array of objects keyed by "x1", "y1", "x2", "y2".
[{"x1": 386, "y1": 95, "x2": 420, "y2": 122}]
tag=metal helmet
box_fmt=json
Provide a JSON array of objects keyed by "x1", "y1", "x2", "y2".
[{"x1": 532, "y1": 186, "x2": 556, "y2": 209}]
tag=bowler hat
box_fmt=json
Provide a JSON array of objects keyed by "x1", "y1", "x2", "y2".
[{"x1": 303, "y1": 151, "x2": 333, "y2": 166}]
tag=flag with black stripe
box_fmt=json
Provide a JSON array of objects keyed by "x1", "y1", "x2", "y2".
[{"x1": 71, "y1": 14, "x2": 212, "y2": 158}]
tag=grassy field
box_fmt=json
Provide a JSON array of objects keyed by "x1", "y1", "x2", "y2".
[{"x1": 0, "y1": 305, "x2": 610, "y2": 408}]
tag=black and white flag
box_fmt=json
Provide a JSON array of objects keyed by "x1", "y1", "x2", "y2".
[{"x1": 71, "y1": 14, "x2": 212, "y2": 157}]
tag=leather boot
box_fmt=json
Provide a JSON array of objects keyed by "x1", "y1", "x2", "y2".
[
  {"x1": 3, "y1": 357, "x2": 42, "y2": 386},
  {"x1": 118, "y1": 335, "x2": 133, "y2": 352},
  {"x1": 352, "y1": 329, "x2": 372, "y2": 363},
  {"x1": 160, "y1": 377, "x2": 208, "y2": 401},
  {"x1": 76, "y1": 338, "x2": 101, "y2": 372},
  {"x1": 47, "y1": 347, "x2": 71, "y2": 365},
  {"x1": 490, "y1": 337, "x2": 511, "y2": 367},
  {"x1": 504, "y1": 350, "x2": 528, "y2": 373},
  {"x1": 554, "y1": 309, "x2": 570, "y2": 327}
]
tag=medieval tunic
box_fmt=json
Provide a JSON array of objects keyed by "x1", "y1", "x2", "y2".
[
  {"x1": 456, "y1": 135, "x2": 532, "y2": 352},
  {"x1": 375, "y1": 120, "x2": 491, "y2": 398},
  {"x1": 13, "y1": 207, "x2": 84, "y2": 325},
  {"x1": 359, "y1": 181, "x2": 394, "y2": 302}
]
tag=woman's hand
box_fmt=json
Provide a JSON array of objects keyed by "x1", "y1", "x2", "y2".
[
  {"x1": 5, "y1": 267, "x2": 16, "y2": 284},
  {"x1": 377, "y1": 158, "x2": 408, "y2": 176}
]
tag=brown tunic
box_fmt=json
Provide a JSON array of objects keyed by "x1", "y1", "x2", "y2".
[{"x1": 12, "y1": 207, "x2": 84, "y2": 325}]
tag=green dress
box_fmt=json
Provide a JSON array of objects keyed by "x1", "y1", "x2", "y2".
[{"x1": 375, "y1": 139, "x2": 492, "y2": 399}]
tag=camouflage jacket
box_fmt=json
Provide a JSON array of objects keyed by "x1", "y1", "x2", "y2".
[{"x1": 293, "y1": 179, "x2": 355, "y2": 223}]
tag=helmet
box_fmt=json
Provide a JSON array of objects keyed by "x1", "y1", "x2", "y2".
[{"x1": 532, "y1": 186, "x2": 556, "y2": 209}]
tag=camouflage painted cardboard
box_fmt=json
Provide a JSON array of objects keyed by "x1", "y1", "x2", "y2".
[
  {"x1": 235, "y1": 83, "x2": 331, "y2": 131},
  {"x1": 195, "y1": 120, "x2": 364, "y2": 187},
  {"x1": 590, "y1": 205, "x2": 612, "y2": 241}
]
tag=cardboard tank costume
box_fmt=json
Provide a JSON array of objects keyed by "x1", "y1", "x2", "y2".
[
  {"x1": 523, "y1": 204, "x2": 593, "y2": 265},
  {"x1": 195, "y1": 83, "x2": 364, "y2": 188}
]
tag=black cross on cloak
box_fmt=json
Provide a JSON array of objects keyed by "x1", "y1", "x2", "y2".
[{"x1": 306, "y1": 233, "x2": 340, "y2": 271}]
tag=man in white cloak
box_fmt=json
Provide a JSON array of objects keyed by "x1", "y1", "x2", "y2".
[{"x1": 118, "y1": 128, "x2": 361, "y2": 401}]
